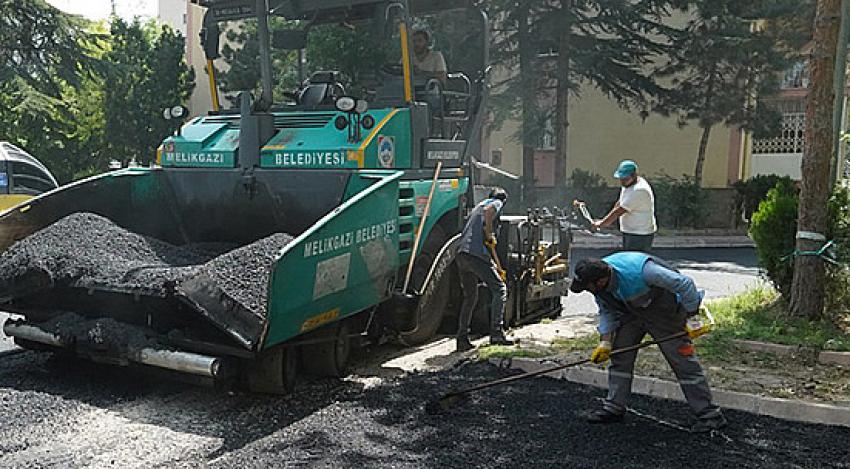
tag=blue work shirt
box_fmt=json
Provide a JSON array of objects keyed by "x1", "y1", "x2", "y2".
[
  {"x1": 458, "y1": 198, "x2": 503, "y2": 261},
  {"x1": 595, "y1": 260, "x2": 703, "y2": 334}
]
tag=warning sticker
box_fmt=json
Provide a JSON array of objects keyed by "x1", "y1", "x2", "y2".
[{"x1": 313, "y1": 252, "x2": 351, "y2": 300}]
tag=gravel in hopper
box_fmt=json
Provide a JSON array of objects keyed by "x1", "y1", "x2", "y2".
[{"x1": 0, "y1": 213, "x2": 294, "y2": 317}]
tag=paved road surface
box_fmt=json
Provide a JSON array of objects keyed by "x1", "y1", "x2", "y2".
[
  {"x1": 0, "y1": 246, "x2": 790, "y2": 468},
  {"x1": 0, "y1": 355, "x2": 845, "y2": 468}
]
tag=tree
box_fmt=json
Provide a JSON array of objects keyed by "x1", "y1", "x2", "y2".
[
  {"x1": 790, "y1": 0, "x2": 842, "y2": 319},
  {"x1": 0, "y1": 0, "x2": 103, "y2": 182},
  {"x1": 486, "y1": 0, "x2": 689, "y2": 203},
  {"x1": 652, "y1": 1, "x2": 801, "y2": 186},
  {"x1": 103, "y1": 18, "x2": 195, "y2": 165}
]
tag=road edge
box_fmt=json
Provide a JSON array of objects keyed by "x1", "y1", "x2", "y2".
[{"x1": 491, "y1": 357, "x2": 850, "y2": 428}]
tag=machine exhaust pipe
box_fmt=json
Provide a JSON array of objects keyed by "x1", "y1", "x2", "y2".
[{"x1": 3, "y1": 321, "x2": 227, "y2": 378}]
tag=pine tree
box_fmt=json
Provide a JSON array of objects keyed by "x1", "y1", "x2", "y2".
[
  {"x1": 486, "y1": 0, "x2": 690, "y2": 201},
  {"x1": 652, "y1": 0, "x2": 803, "y2": 186}
]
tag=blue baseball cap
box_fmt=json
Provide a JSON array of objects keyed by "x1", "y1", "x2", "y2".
[{"x1": 614, "y1": 160, "x2": 638, "y2": 179}]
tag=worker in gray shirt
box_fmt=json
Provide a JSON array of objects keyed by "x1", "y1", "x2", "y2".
[
  {"x1": 569, "y1": 251, "x2": 727, "y2": 433},
  {"x1": 455, "y1": 188, "x2": 515, "y2": 351}
]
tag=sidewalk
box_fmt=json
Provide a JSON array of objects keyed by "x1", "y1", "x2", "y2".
[{"x1": 572, "y1": 230, "x2": 754, "y2": 249}]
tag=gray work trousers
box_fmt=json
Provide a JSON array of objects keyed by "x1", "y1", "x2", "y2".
[
  {"x1": 455, "y1": 252, "x2": 507, "y2": 340},
  {"x1": 603, "y1": 291, "x2": 722, "y2": 420},
  {"x1": 622, "y1": 233, "x2": 654, "y2": 252}
]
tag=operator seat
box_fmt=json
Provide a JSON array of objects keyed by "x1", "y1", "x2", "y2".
[{"x1": 298, "y1": 71, "x2": 345, "y2": 109}]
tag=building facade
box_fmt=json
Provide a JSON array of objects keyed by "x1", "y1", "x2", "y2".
[{"x1": 156, "y1": 0, "x2": 213, "y2": 117}]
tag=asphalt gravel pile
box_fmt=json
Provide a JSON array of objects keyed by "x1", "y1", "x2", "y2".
[
  {"x1": 191, "y1": 233, "x2": 294, "y2": 317},
  {"x1": 41, "y1": 312, "x2": 155, "y2": 352},
  {"x1": 0, "y1": 213, "x2": 293, "y2": 317},
  {"x1": 0, "y1": 213, "x2": 215, "y2": 296}
]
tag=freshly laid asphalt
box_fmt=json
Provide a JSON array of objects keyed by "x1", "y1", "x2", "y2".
[{"x1": 0, "y1": 351, "x2": 847, "y2": 468}]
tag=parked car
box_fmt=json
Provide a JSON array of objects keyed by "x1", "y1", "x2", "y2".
[{"x1": 0, "y1": 142, "x2": 59, "y2": 212}]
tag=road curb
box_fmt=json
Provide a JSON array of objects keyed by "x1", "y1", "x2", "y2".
[
  {"x1": 572, "y1": 236, "x2": 755, "y2": 250},
  {"x1": 731, "y1": 339, "x2": 815, "y2": 357},
  {"x1": 490, "y1": 357, "x2": 850, "y2": 428},
  {"x1": 819, "y1": 351, "x2": 850, "y2": 366}
]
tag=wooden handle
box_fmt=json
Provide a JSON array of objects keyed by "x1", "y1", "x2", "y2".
[{"x1": 403, "y1": 162, "x2": 443, "y2": 293}]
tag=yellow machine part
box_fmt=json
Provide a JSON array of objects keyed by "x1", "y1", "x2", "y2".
[{"x1": 0, "y1": 195, "x2": 34, "y2": 213}]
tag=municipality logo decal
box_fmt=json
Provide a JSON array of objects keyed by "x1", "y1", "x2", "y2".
[{"x1": 378, "y1": 136, "x2": 395, "y2": 168}]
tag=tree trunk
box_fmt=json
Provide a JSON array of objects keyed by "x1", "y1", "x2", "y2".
[
  {"x1": 518, "y1": 2, "x2": 537, "y2": 208},
  {"x1": 790, "y1": 0, "x2": 841, "y2": 320},
  {"x1": 553, "y1": 3, "x2": 571, "y2": 193},
  {"x1": 694, "y1": 124, "x2": 712, "y2": 186}
]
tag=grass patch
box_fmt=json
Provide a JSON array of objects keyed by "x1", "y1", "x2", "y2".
[
  {"x1": 550, "y1": 335, "x2": 598, "y2": 353},
  {"x1": 707, "y1": 287, "x2": 850, "y2": 351},
  {"x1": 476, "y1": 345, "x2": 553, "y2": 359}
]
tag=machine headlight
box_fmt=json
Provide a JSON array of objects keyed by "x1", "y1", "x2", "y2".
[
  {"x1": 361, "y1": 115, "x2": 375, "y2": 130},
  {"x1": 336, "y1": 96, "x2": 356, "y2": 113},
  {"x1": 171, "y1": 105, "x2": 188, "y2": 119},
  {"x1": 355, "y1": 99, "x2": 368, "y2": 114},
  {"x1": 335, "y1": 115, "x2": 349, "y2": 130},
  {"x1": 163, "y1": 105, "x2": 189, "y2": 120}
]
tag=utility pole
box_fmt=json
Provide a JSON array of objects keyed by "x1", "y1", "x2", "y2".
[
  {"x1": 790, "y1": 0, "x2": 842, "y2": 319},
  {"x1": 831, "y1": 0, "x2": 850, "y2": 182}
]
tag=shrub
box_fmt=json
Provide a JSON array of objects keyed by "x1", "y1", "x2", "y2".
[
  {"x1": 748, "y1": 179, "x2": 798, "y2": 296},
  {"x1": 749, "y1": 181, "x2": 850, "y2": 315},
  {"x1": 650, "y1": 173, "x2": 703, "y2": 229},
  {"x1": 733, "y1": 174, "x2": 792, "y2": 223},
  {"x1": 826, "y1": 185, "x2": 850, "y2": 316}
]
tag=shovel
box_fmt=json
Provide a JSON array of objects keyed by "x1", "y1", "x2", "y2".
[
  {"x1": 426, "y1": 330, "x2": 688, "y2": 414},
  {"x1": 426, "y1": 306, "x2": 715, "y2": 414}
]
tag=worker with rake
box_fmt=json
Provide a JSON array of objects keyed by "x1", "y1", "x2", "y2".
[{"x1": 569, "y1": 252, "x2": 728, "y2": 433}]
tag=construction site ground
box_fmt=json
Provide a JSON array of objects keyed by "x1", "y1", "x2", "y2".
[
  {"x1": 4, "y1": 246, "x2": 848, "y2": 467},
  {"x1": 1, "y1": 350, "x2": 848, "y2": 468}
]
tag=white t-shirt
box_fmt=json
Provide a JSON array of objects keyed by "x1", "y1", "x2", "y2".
[
  {"x1": 413, "y1": 51, "x2": 447, "y2": 74},
  {"x1": 618, "y1": 176, "x2": 657, "y2": 235}
]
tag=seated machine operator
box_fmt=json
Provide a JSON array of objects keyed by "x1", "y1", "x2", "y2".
[{"x1": 411, "y1": 29, "x2": 447, "y2": 84}]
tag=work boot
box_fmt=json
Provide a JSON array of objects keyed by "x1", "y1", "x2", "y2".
[
  {"x1": 690, "y1": 414, "x2": 728, "y2": 433},
  {"x1": 585, "y1": 408, "x2": 624, "y2": 424},
  {"x1": 489, "y1": 332, "x2": 516, "y2": 346},
  {"x1": 456, "y1": 338, "x2": 475, "y2": 352}
]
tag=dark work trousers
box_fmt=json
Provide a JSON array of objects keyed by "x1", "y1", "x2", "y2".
[
  {"x1": 602, "y1": 290, "x2": 722, "y2": 420},
  {"x1": 622, "y1": 233, "x2": 654, "y2": 252},
  {"x1": 455, "y1": 252, "x2": 507, "y2": 341}
]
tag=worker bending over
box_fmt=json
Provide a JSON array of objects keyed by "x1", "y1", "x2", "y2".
[
  {"x1": 455, "y1": 189, "x2": 515, "y2": 352},
  {"x1": 569, "y1": 252, "x2": 727, "y2": 433}
]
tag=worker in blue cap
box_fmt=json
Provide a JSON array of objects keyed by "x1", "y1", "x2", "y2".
[{"x1": 592, "y1": 160, "x2": 657, "y2": 252}]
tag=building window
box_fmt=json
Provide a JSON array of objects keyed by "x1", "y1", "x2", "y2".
[
  {"x1": 782, "y1": 61, "x2": 809, "y2": 89},
  {"x1": 752, "y1": 100, "x2": 806, "y2": 155},
  {"x1": 182, "y1": 13, "x2": 187, "y2": 24},
  {"x1": 537, "y1": 117, "x2": 556, "y2": 150},
  {"x1": 490, "y1": 149, "x2": 502, "y2": 166}
]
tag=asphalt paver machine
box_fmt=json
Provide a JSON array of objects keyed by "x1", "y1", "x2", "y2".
[{"x1": 0, "y1": 0, "x2": 569, "y2": 392}]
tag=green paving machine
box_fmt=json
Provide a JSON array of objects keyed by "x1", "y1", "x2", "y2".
[{"x1": 0, "y1": 0, "x2": 570, "y2": 393}]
